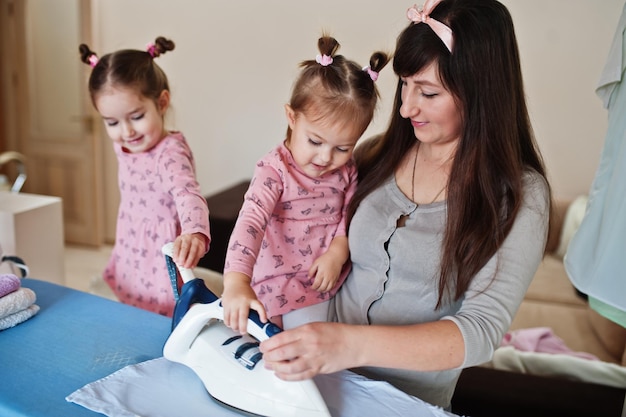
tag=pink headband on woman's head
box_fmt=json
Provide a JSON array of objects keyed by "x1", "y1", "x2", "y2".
[
  {"x1": 407, "y1": 1, "x2": 453, "y2": 52},
  {"x1": 315, "y1": 54, "x2": 333, "y2": 66},
  {"x1": 146, "y1": 42, "x2": 157, "y2": 57},
  {"x1": 88, "y1": 54, "x2": 99, "y2": 68}
]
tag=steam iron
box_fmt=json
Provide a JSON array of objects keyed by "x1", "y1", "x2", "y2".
[{"x1": 161, "y1": 243, "x2": 331, "y2": 417}]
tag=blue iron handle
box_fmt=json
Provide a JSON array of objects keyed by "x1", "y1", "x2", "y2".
[
  {"x1": 163, "y1": 242, "x2": 283, "y2": 338},
  {"x1": 243, "y1": 304, "x2": 283, "y2": 339},
  {"x1": 172, "y1": 278, "x2": 217, "y2": 330},
  {"x1": 173, "y1": 278, "x2": 282, "y2": 339}
]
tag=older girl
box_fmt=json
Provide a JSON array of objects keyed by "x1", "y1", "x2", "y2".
[{"x1": 79, "y1": 37, "x2": 210, "y2": 316}]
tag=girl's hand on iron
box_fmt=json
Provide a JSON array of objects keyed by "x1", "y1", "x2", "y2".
[
  {"x1": 260, "y1": 322, "x2": 360, "y2": 380},
  {"x1": 222, "y1": 273, "x2": 268, "y2": 334},
  {"x1": 172, "y1": 233, "x2": 206, "y2": 268}
]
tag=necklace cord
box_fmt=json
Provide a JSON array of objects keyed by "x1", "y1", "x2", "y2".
[{"x1": 410, "y1": 146, "x2": 447, "y2": 205}]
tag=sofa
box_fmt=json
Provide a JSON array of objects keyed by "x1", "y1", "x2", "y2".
[
  {"x1": 196, "y1": 184, "x2": 626, "y2": 416},
  {"x1": 508, "y1": 198, "x2": 626, "y2": 364},
  {"x1": 451, "y1": 198, "x2": 626, "y2": 417}
]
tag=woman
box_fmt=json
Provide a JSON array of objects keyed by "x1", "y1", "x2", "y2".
[{"x1": 260, "y1": 0, "x2": 552, "y2": 409}]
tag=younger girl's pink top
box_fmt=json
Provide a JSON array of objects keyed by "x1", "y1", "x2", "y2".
[
  {"x1": 104, "y1": 132, "x2": 210, "y2": 316},
  {"x1": 224, "y1": 142, "x2": 356, "y2": 317}
]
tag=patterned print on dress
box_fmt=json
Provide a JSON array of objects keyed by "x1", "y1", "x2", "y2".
[
  {"x1": 264, "y1": 176, "x2": 278, "y2": 190},
  {"x1": 320, "y1": 204, "x2": 333, "y2": 214},
  {"x1": 229, "y1": 240, "x2": 253, "y2": 256},
  {"x1": 246, "y1": 226, "x2": 259, "y2": 240},
  {"x1": 273, "y1": 255, "x2": 284, "y2": 268},
  {"x1": 247, "y1": 193, "x2": 264, "y2": 208},
  {"x1": 276, "y1": 295, "x2": 288, "y2": 308}
]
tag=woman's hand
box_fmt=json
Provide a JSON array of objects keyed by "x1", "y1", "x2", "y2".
[
  {"x1": 172, "y1": 232, "x2": 207, "y2": 268},
  {"x1": 261, "y1": 320, "x2": 466, "y2": 380},
  {"x1": 259, "y1": 321, "x2": 361, "y2": 380}
]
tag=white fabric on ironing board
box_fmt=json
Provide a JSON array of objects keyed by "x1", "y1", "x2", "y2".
[{"x1": 66, "y1": 357, "x2": 460, "y2": 417}]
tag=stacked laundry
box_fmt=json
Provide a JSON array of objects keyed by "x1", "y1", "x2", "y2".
[{"x1": 0, "y1": 274, "x2": 39, "y2": 331}]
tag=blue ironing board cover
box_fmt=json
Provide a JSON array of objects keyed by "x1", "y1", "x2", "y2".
[{"x1": 0, "y1": 278, "x2": 170, "y2": 417}]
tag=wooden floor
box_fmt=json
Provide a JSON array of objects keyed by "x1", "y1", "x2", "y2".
[
  {"x1": 63, "y1": 244, "x2": 224, "y2": 301},
  {"x1": 64, "y1": 244, "x2": 117, "y2": 300}
]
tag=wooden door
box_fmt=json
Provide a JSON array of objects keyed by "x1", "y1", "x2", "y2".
[{"x1": 0, "y1": 0, "x2": 103, "y2": 246}]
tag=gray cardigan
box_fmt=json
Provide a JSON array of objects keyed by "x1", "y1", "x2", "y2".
[{"x1": 331, "y1": 171, "x2": 550, "y2": 408}]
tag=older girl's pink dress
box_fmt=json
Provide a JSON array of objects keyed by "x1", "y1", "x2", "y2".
[{"x1": 104, "y1": 132, "x2": 210, "y2": 316}]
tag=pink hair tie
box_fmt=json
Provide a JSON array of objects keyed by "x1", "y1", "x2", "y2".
[
  {"x1": 88, "y1": 54, "x2": 99, "y2": 68},
  {"x1": 315, "y1": 54, "x2": 333, "y2": 66},
  {"x1": 146, "y1": 42, "x2": 157, "y2": 57},
  {"x1": 407, "y1": 1, "x2": 453, "y2": 52},
  {"x1": 363, "y1": 66, "x2": 379, "y2": 82}
]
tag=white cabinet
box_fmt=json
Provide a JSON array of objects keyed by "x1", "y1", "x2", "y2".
[{"x1": 0, "y1": 192, "x2": 64, "y2": 284}]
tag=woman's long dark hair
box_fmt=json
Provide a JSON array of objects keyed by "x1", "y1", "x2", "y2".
[{"x1": 349, "y1": 0, "x2": 551, "y2": 307}]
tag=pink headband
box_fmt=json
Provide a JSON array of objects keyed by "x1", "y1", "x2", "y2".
[
  {"x1": 146, "y1": 42, "x2": 157, "y2": 57},
  {"x1": 363, "y1": 66, "x2": 379, "y2": 82},
  {"x1": 88, "y1": 54, "x2": 99, "y2": 68},
  {"x1": 407, "y1": 1, "x2": 453, "y2": 52},
  {"x1": 315, "y1": 54, "x2": 333, "y2": 66}
]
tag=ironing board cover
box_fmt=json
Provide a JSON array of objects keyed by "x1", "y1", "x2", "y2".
[{"x1": 0, "y1": 279, "x2": 170, "y2": 417}]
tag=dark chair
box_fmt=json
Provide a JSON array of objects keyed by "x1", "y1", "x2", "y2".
[
  {"x1": 451, "y1": 366, "x2": 626, "y2": 417},
  {"x1": 197, "y1": 180, "x2": 250, "y2": 273}
]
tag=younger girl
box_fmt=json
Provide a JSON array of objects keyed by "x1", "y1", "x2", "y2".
[
  {"x1": 222, "y1": 35, "x2": 389, "y2": 332},
  {"x1": 79, "y1": 37, "x2": 210, "y2": 317}
]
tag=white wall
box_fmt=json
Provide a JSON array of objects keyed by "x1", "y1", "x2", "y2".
[{"x1": 91, "y1": 0, "x2": 624, "y2": 200}]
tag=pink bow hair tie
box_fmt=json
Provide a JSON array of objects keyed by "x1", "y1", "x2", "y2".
[
  {"x1": 315, "y1": 54, "x2": 333, "y2": 66},
  {"x1": 407, "y1": 1, "x2": 453, "y2": 52}
]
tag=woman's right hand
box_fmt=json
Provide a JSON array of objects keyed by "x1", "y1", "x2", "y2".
[
  {"x1": 261, "y1": 319, "x2": 466, "y2": 381},
  {"x1": 260, "y1": 321, "x2": 362, "y2": 380},
  {"x1": 221, "y1": 272, "x2": 267, "y2": 334}
]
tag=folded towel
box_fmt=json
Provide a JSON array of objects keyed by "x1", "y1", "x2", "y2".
[
  {"x1": 0, "y1": 304, "x2": 40, "y2": 331},
  {"x1": 501, "y1": 327, "x2": 599, "y2": 361},
  {"x1": 0, "y1": 274, "x2": 20, "y2": 297},
  {"x1": 0, "y1": 287, "x2": 36, "y2": 319}
]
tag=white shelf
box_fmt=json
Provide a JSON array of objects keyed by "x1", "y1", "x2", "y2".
[{"x1": 0, "y1": 192, "x2": 65, "y2": 284}]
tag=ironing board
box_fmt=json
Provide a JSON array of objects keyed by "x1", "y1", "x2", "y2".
[
  {"x1": 0, "y1": 278, "x2": 170, "y2": 417},
  {"x1": 1, "y1": 279, "x2": 459, "y2": 417}
]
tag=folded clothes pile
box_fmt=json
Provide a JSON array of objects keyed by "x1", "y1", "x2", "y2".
[{"x1": 0, "y1": 274, "x2": 39, "y2": 331}]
